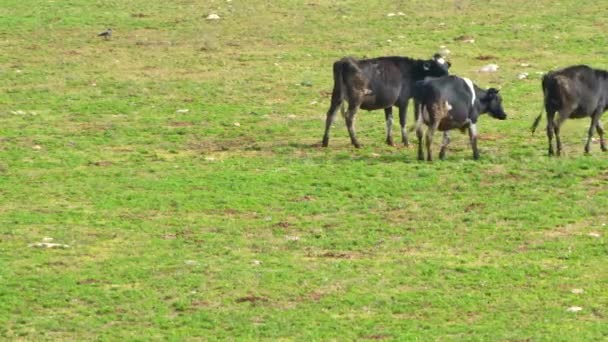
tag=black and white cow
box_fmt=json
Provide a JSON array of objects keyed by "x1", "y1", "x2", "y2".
[
  {"x1": 321, "y1": 54, "x2": 451, "y2": 148},
  {"x1": 413, "y1": 75, "x2": 507, "y2": 161},
  {"x1": 531, "y1": 65, "x2": 608, "y2": 156}
]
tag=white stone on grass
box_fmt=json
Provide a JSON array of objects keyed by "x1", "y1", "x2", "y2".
[
  {"x1": 571, "y1": 288, "x2": 584, "y2": 294},
  {"x1": 206, "y1": 14, "x2": 221, "y2": 20},
  {"x1": 479, "y1": 64, "x2": 499, "y2": 73},
  {"x1": 566, "y1": 306, "x2": 583, "y2": 312},
  {"x1": 29, "y1": 242, "x2": 70, "y2": 249}
]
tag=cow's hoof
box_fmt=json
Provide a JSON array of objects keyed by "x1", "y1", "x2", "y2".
[
  {"x1": 353, "y1": 143, "x2": 362, "y2": 149},
  {"x1": 386, "y1": 139, "x2": 395, "y2": 146}
]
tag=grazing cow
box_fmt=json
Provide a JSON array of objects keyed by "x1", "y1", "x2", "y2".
[
  {"x1": 413, "y1": 75, "x2": 507, "y2": 161},
  {"x1": 531, "y1": 65, "x2": 608, "y2": 156},
  {"x1": 321, "y1": 54, "x2": 451, "y2": 148}
]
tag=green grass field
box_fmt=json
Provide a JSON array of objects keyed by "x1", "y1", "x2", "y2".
[{"x1": 1, "y1": 0, "x2": 607, "y2": 340}]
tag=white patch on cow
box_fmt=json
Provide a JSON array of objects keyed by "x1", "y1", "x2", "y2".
[
  {"x1": 445, "y1": 101, "x2": 452, "y2": 111},
  {"x1": 462, "y1": 77, "x2": 476, "y2": 105},
  {"x1": 386, "y1": 116, "x2": 393, "y2": 132},
  {"x1": 469, "y1": 123, "x2": 478, "y2": 137},
  {"x1": 436, "y1": 57, "x2": 446, "y2": 65}
]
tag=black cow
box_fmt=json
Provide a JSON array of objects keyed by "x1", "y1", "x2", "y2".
[
  {"x1": 531, "y1": 65, "x2": 608, "y2": 156},
  {"x1": 413, "y1": 75, "x2": 507, "y2": 161},
  {"x1": 321, "y1": 54, "x2": 451, "y2": 148}
]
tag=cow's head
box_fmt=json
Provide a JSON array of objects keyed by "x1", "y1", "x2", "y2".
[
  {"x1": 482, "y1": 88, "x2": 507, "y2": 120},
  {"x1": 422, "y1": 54, "x2": 451, "y2": 77}
]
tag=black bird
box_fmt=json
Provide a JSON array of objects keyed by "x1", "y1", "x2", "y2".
[{"x1": 97, "y1": 28, "x2": 112, "y2": 39}]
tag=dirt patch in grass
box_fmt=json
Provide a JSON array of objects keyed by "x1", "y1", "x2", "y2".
[
  {"x1": 292, "y1": 195, "x2": 316, "y2": 202},
  {"x1": 464, "y1": 202, "x2": 485, "y2": 212},
  {"x1": 190, "y1": 300, "x2": 211, "y2": 308},
  {"x1": 89, "y1": 161, "x2": 114, "y2": 167},
  {"x1": 168, "y1": 121, "x2": 194, "y2": 127},
  {"x1": 483, "y1": 164, "x2": 507, "y2": 176},
  {"x1": 306, "y1": 250, "x2": 362, "y2": 259},
  {"x1": 308, "y1": 291, "x2": 324, "y2": 302},
  {"x1": 478, "y1": 133, "x2": 507, "y2": 141},
  {"x1": 476, "y1": 55, "x2": 497, "y2": 61},
  {"x1": 275, "y1": 221, "x2": 292, "y2": 228},
  {"x1": 77, "y1": 278, "x2": 108, "y2": 285},
  {"x1": 236, "y1": 295, "x2": 269, "y2": 304},
  {"x1": 361, "y1": 334, "x2": 392, "y2": 340}
]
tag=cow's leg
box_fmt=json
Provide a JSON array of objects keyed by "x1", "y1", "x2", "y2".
[
  {"x1": 322, "y1": 100, "x2": 341, "y2": 147},
  {"x1": 585, "y1": 112, "x2": 601, "y2": 154},
  {"x1": 546, "y1": 111, "x2": 556, "y2": 156},
  {"x1": 399, "y1": 102, "x2": 409, "y2": 146},
  {"x1": 439, "y1": 131, "x2": 451, "y2": 160},
  {"x1": 416, "y1": 110, "x2": 425, "y2": 161},
  {"x1": 425, "y1": 123, "x2": 438, "y2": 161},
  {"x1": 384, "y1": 107, "x2": 395, "y2": 146},
  {"x1": 596, "y1": 120, "x2": 607, "y2": 151},
  {"x1": 468, "y1": 123, "x2": 480, "y2": 160},
  {"x1": 554, "y1": 110, "x2": 571, "y2": 156},
  {"x1": 345, "y1": 104, "x2": 361, "y2": 148}
]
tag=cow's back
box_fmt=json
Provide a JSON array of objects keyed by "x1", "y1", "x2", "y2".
[
  {"x1": 543, "y1": 65, "x2": 607, "y2": 114},
  {"x1": 418, "y1": 76, "x2": 471, "y2": 104}
]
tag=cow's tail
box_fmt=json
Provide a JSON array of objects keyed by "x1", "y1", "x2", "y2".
[
  {"x1": 331, "y1": 57, "x2": 363, "y2": 119},
  {"x1": 330, "y1": 60, "x2": 347, "y2": 118},
  {"x1": 531, "y1": 103, "x2": 544, "y2": 134},
  {"x1": 532, "y1": 74, "x2": 551, "y2": 134},
  {"x1": 532, "y1": 74, "x2": 572, "y2": 134}
]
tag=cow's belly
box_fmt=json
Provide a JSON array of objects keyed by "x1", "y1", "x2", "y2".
[
  {"x1": 360, "y1": 87, "x2": 401, "y2": 110},
  {"x1": 437, "y1": 109, "x2": 470, "y2": 131},
  {"x1": 361, "y1": 102, "x2": 390, "y2": 111},
  {"x1": 570, "y1": 112, "x2": 590, "y2": 119},
  {"x1": 360, "y1": 97, "x2": 398, "y2": 111},
  {"x1": 438, "y1": 119, "x2": 467, "y2": 131}
]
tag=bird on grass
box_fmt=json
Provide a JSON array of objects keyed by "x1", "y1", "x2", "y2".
[{"x1": 97, "y1": 28, "x2": 112, "y2": 39}]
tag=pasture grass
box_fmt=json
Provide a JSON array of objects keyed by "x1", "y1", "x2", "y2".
[{"x1": 1, "y1": 0, "x2": 607, "y2": 340}]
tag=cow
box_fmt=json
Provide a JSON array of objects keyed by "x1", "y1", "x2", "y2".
[
  {"x1": 321, "y1": 54, "x2": 451, "y2": 148},
  {"x1": 531, "y1": 65, "x2": 608, "y2": 156},
  {"x1": 413, "y1": 75, "x2": 507, "y2": 161}
]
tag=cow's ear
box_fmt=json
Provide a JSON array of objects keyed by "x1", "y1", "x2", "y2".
[
  {"x1": 447, "y1": 61, "x2": 452, "y2": 68},
  {"x1": 423, "y1": 62, "x2": 431, "y2": 71},
  {"x1": 488, "y1": 88, "x2": 499, "y2": 97}
]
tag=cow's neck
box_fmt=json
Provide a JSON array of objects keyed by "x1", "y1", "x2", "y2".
[{"x1": 473, "y1": 86, "x2": 490, "y2": 114}]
